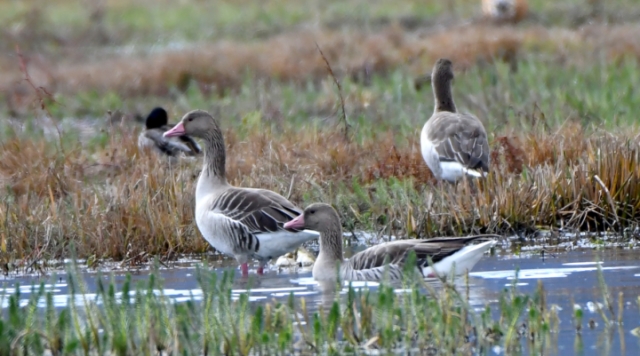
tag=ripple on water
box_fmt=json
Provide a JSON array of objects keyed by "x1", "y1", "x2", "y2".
[{"x1": 470, "y1": 265, "x2": 639, "y2": 280}]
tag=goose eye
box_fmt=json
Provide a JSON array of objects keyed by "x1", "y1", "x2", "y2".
[
  {"x1": 310, "y1": 210, "x2": 315, "y2": 214},
  {"x1": 187, "y1": 117, "x2": 193, "y2": 122}
]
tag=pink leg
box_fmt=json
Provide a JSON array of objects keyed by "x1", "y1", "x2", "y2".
[
  {"x1": 240, "y1": 263, "x2": 249, "y2": 277},
  {"x1": 257, "y1": 266, "x2": 264, "y2": 275}
]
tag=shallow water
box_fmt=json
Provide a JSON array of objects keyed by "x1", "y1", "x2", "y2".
[{"x1": 2, "y1": 249, "x2": 640, "y2": 354}]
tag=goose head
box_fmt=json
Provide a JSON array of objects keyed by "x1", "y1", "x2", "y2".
[
  {"x1": 486, "y1": 0, "x2": 516, "y2": 20},
  {"x1": 163, "y1": 109, "x2": 219, "y2": 139},
  {"x1": 432, "y1": 58, "x2": 454, "y2": 85},
  {"x1": 145, "y1": 107, "x2": 169, "y2": 129},
  {"x1": 284, "y1": 203, "x2": 341, "y2": 234}
]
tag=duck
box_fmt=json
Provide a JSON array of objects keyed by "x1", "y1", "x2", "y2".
[
  {"x1": 163, "y1": 110, "x2": 319, "y2": 276},
  {"x1": 420, "y1": 58, "x2": 490, "y2": 184},
  {"x1": 138, "y1": 107, "x2": 202, "y2": 158},
  {"x1": 283, "y1": 203, "x2": 498, "y2": 282}
]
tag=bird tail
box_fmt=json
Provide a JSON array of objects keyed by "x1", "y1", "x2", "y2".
[{"x1": 463, "y1": 168, "x2": 487, "y2": 178}]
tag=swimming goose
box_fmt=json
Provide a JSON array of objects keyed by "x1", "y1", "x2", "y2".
[
  {"x1": 284, "y1": 203, "x2": 498, "y2": 282},
  {"x1": 163, "y1": 110, "x2": 319, "y2": 276},
  {"x1": 420, "y1": 58, "x2": 490, "y2": 183},
  {"x1": 138, "y1": 107, "x2": 202, "y2": 158}
]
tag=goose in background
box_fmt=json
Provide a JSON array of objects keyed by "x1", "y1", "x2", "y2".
[
  {"x1": 284, "y1": 203, "x2": 497, "y2": 282},
  {"x1": 138, "y1": 107, "x2": 202, "y2": 158},
  {"x1": 163, "y1": 109, "x2": 319, "y2": 276},
  {"x1": 482, "y1": 0, "x2": 529, "y2": 24},
  {"x1": 420, "y1": 58, "x2": 490, "y2": 184}
]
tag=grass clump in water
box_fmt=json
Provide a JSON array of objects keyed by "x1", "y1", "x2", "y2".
[{"x1": 2, "y1": 257, "x2": 634, "y2": 355}]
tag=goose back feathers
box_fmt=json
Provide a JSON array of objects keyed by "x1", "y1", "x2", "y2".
[
  {"x1": 420, "y1": 59, "x2": 490, "y2": 183},
  {"x1": 343, "y1": 236, "x2": 496, "y2": 281}
]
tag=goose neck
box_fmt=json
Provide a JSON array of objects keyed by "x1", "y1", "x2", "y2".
[
  {"x1": 318, "y1": 221, "x2": 344, "y2": 263},
  {"x1": 432, "y1": 75, "x2": 456, "y2": 113},
  {"x1": 201, "y1": 129, "x2": 227, "y2": 185}
]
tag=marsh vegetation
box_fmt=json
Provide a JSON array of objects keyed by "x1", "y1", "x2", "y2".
[
  {"x1": 0, "y1": 0, "x2": 638, "y2": 264},
  {"x1": 3, "y1": 1, "x2": 640, "y2": 354}
]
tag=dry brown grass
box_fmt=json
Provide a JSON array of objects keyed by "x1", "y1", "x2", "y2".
[
  {"x1": 0, "y1": 119, "x2": 638, "y2": 263},
  {"x1": 3, "y1": 22, "x2": 640, "y2": 111},
  {"x1": 0, "y1": 4, "x2": 638, "y2": 263}
]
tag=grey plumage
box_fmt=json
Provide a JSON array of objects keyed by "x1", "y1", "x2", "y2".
[
  {"x1": 423, "y1": 112, "x2": 490, "y2": 173},
  {"x1": 164, "y1": 110, "x2": 319, "y2": 271},
  {"x1": 210, "y1": 188, "x2": 303, "y2": 233},
  {"x1": 285, "y1": 203, "x2": 498, "y2": 282},
  {"x1": 341, "y1": 236, "x2": 494, "y2": 281},
  {"x1": 138, "y1": 107, "x2": 202, "y2": 158},
  {"x1": 420, "y1": 58, "x2": 490, "y2": 182}
]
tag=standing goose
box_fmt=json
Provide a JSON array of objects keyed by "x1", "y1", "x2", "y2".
[
  {"x1": 138, "y1": 107, "x2": 202, "y2": 158},
  {"x1": 420, "y1": 59, "x2": 490, "y2": 183},
  {"x1": 284, "y1": 203, "x2": 497, "y2": 282},
  {"x1": 163, "y1": 110, "x2": 319, "y2": 276}
]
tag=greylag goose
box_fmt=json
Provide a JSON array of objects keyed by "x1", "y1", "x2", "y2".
[
  {"x1": 284, "y1": 203, "x2": 498, "y2": 282},
  {"x1": 163, "y1": 110, "x2": 319, "y2": 276},
  {"x1": 138, "y1": 107, "x2": 202, "y2": 158},
  {"x1": 420, "y1": 58, "x2": 490, "y2": 183}
]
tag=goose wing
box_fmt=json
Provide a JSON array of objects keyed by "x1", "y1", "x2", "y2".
[
  {"x1": 347, "y1": 241, "x2": 440, "y2": 271},
  {"x1": 345, "y1": 235, "x2": 496, "y2": 279},
  {"x1": 410, "y1": 235, "x2": 494, "y2": 266},
  {"x1": 426, "y1": 112, "x2": 490, "y2": 172},
  {"x1": 343, "y1": 241, "x2": 439, "y2": 281},
  {"x1": 210, "y1": 188, "x2": 303, "y2": 234},
  {"x1": 199, "y1": 210, "x2": 261, "y2": 256}
]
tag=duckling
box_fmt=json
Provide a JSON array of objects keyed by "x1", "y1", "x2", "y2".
[{"x1": 137, "y1": 107, "x2": 202, "y2": 158}]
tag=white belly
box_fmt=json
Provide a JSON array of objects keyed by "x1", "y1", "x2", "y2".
[
  {"x1": 254, "y1": 230, "x2": 319, "y2": 261},
  {"x1": 194, "y1": 201, "x2": 236, "y2": 257},
  {"x1": 194, "y1": 196, "x2": 319, "y2": 263},
  {"x1": 439, "y1": 161, "x2": 467, "y2": 182},
  {"x1": 420, "y1": 125, "x2": 471, "y2": 183},
  {"x1": 420, "y1": 127, "x2": 442, "y2": 179}
]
